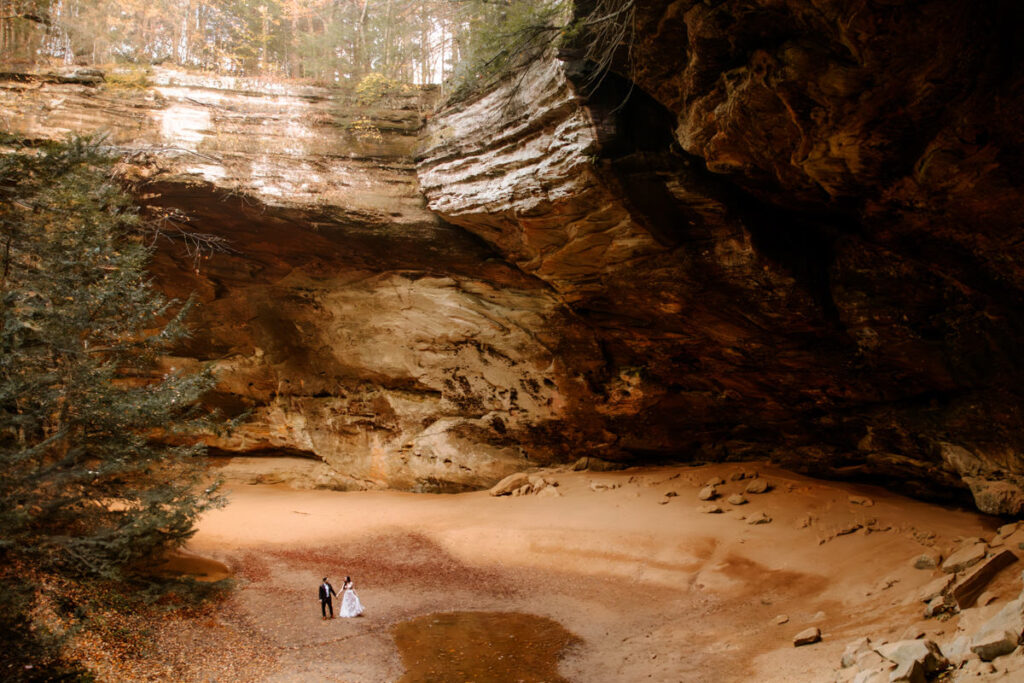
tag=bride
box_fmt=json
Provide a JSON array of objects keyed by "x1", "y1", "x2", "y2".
[{"x1": 338, "y1": 576, "x2": 364, "y2": 618}]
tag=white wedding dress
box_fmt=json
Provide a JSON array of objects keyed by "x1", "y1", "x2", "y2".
[{"x1": 339, "y1": 584, "x2": 364, "y2": 617}]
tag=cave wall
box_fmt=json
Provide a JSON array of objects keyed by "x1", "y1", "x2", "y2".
[
  {"x1": 416, "y1": 2, "x2": 1024, "y2": 513},
  {"x1": 0, "y1": 66, "x2": 607, "y2": 492},
  {"x1": 3, "y1": 0, "x2": 1024, "y2": 514}
]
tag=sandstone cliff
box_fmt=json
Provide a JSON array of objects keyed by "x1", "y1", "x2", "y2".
[
  {"x1": 417, "y1": 1, "x2": 1024, "y2": 513},
  {"x1": 3, "y1": 0, "x2": 1023, "y2": 512}
]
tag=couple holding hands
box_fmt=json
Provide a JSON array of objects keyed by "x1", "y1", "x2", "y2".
[{"x1": 319, "y1": 576, "x2": 364, "y2": 619}]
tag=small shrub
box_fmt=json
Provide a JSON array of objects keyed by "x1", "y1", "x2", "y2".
[
  {"x1": 355, "y1": 73, "x2": 400, "y2": 106},
  {"x1": 350, "y1": 116, "x2": 383, "y2": 144},
  {"x1": 103, "y1": 68, "x2": 152, "y2": 91}
]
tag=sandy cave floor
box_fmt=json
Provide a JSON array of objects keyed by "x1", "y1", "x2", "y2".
[{"x1": 126, "y1": 462, "x2": 1024, "y2": 682}]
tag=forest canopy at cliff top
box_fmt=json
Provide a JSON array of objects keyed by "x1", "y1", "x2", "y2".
[
  {"x1": 1, "y1": 1, "x2": 634, "y2": 99},
  {"x1": 0, "y1": 1, "x2": 581, "y2": 83}
]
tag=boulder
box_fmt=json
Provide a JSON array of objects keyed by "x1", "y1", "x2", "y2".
[
  {"x1": 705, "y1": 476, "x2": 725, "y2": 486},
  {"x1": 912, "y1": 553, "x2": 941, "y2": 570},
  {"x1": 950, "y1": 549, "x2": 1018, "y2": 609},
  {"x1": 698, "y1": 485, "x2": 718, "y2": 500},
  {"x1": 536, "y1": 485, "x2": 561, "y2": 498},
  {"x1": 849, "y1": 495, "x2": 874, "y2": 507},
  {"x1": 941, "y1": 541, "x2": 988, "y2": 573},
  {"x1": 775, "y1": 614, "x2": 789, "y2": 625},
  {"x1": 747, "y1": 512, "x2": 772, "y2": 525},
  {"x1": 697, "y1": 504, "x2": 723, "y2": 514},
  {"x1": 793, "y1": 627, "x2": 821, "y2": 646},
  {"x1": 969, "y1": 629, "x2": 1019, "y2": 661},
  {"x1": 490, "y1": 472, "x2": 530, "y2": 496},
  {"x1": 876, "y1": 639, "x2": 948, "y2": 676},
  {"x1": 972, "y1": 598, "x2": 1024, "y2": 651},
  {"x1": 963, "y1": 477, "x2": 1024, "y2": 516},
  {"x1": 942, "y1": 635, "x2": 972, "y2": 667},
  {"x1": 888, "y1": 659, "x2": 926, "y2": 683},
  {"x1": 727, "y1": 493, "x2": 748, "y2": 505},
  {"x1": 917, "y1": 573, "x2": 956, "y2": 603},
  {"x1": 924, "y1": 595, "x2": 951, "y2": 619},
  {"x1": 745, "y1": 478, "x2": 771, "y2": 494},
  {"x1": 840, "y1": 637, "x2": 873, "y2": 668}
]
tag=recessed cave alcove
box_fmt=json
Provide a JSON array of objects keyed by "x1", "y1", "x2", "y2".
[{"x1": 3, "y1": 1, "x2": 1024, "y2": 680}]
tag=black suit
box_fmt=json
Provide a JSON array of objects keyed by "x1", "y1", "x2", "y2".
[{"x1": 319, "y1": 582, "x2": 337, "y2": 617}]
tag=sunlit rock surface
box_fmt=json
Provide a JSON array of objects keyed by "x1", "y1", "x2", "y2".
[
  {"x1": 0, "y1": 66, "x2": 604, "y2": 491},
  {"x1": 4, "y1": 0, "x2": 1024, "y2": 514}
]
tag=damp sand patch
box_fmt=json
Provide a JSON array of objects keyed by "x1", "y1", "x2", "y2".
[{"x1": 392, "y1": 611, "x2": 579, "y2": 682}]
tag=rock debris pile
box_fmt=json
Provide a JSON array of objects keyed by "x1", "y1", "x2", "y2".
[{"x1": 829, "y1": 523, "x2": 1024, "y2": 682}]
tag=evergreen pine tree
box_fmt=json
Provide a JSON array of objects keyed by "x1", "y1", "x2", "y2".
[{"x1": 0, "y1": 134, "x2": 223, "y2": 580}]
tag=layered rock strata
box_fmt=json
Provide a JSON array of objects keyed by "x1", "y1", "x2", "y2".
[
  {"x1": 0, "y1": 67, "x2": 601, "y2": 491},
  {"x1": 418, "y1": 0, "x2": 1024, "y2": 512},
  {"x1": 3, "y1": 0, "x2": 1023, "y2": 513}
]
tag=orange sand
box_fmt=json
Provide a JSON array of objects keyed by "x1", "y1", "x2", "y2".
[{"x1": 171, "y1": 462, "x2": 1021, "y2": 682}]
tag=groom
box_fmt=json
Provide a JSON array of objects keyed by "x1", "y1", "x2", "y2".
[{"x1": 319, "y1": 577, "x2": 337, "y2": 619}]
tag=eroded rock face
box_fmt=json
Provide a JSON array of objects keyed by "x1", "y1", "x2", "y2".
[
  {"x1": 418, "y1": 0, "x2": 1024, "y2": 511},
  {"x1": 4, "y1": 0, "x2": 1024, "y2": 512},
  {"x1": 1, "y1": 67, "x2": 606, "y2": 491}
]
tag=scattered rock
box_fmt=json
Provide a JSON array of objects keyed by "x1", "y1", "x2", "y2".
[
  {"x1": 697, "y1": 504, "x2": 723, "y2": 514},
  {"x1": 889, "y1": 659, "x2": 926, "y2": 683},
  {"x1": 924, "y1": 595, "x2": 951, "y2": 619},
  {"x1": 589, "y1": 481, "x2": 620, "y2": 492},
  {"x1": 747, "y1": 512, "x2": 772, "y2": 525},
  {"x1": 941, "y1": 541, "x2": 988, "y2": 574},
  {"x1": 745, "y1": 478, "x2": 771, "y2": 494},
  {"x1": 913, "y1": 552, "x2": 942, "y2": 570},
  {"x1": 727, "y1": 494, "x2": 748, "y2": 505},
  {"x1": 971, "y1": 598, "x2": 1024, "y2": 654},
  {"x1": 793, "y1": 627, "x2": 821, "y2": 646},
  {"x1": 958, "y1": 657, "x2": 995, "y2": 677},
  {"x1": 942, "y1": 635, "x2": 972, "y2": 667},
  {"x1": 698, "y1": 485, "x2": 718, "y2": 501},
  {"x1": 950, "y1": 549, "x2": 1018, "y2": 609},
  {"x1": 775, "y1": 614, "x2": 789, "y2": 625},
  {"x1": 840, "y1": 637, "x2": 873, "y2": 668},
  {"x1": 969, "y1": 628, "x2": 1019, "y2": 661},
  {"x1": 528, "y1": 474, "x2": 557, "y2": 490},
  {"x1": 963, "y1": 476, "x2": 1024, "y2": 516},
  {"x1": 849, "y1": 495, "x2": 874, "y2": 507},
  {"x1": 835, "y1": 522, "x2": 864, "y2": 537},
  {"x1": 998, "y1": 522, "x2": 1019, "y2": 537},
  {"x1": 991, "y1": 522, "x2": 1021, "y2": 548},
  {"x1": 489, "y1": 472, "x2": 530, "y2": 496},
  {"x1": 797, "y1": 514, "x2": 814, "y2": 529},
  {"x1": 876, "y1": 639, "x2": 948, "y2": 676},
  {"x1": 730, "y1": 470, "x2": 755, "y2": 481},
  {"x1": 918, "y1": 574, "x2": 956, "y2": 603},
  {"x1": 572, "y1": 456, "x2": 627, "y2": 472}
]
